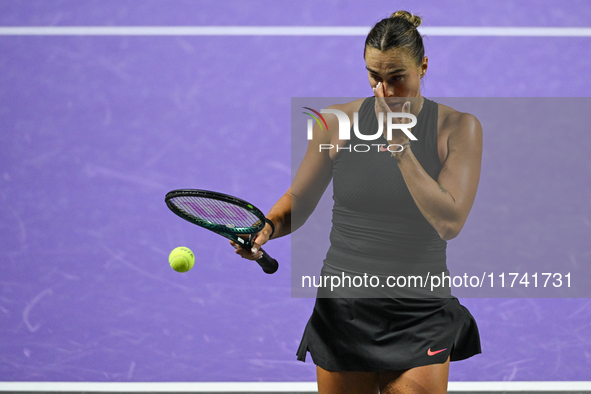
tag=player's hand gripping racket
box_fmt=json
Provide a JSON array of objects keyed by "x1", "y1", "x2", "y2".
[{"x1": 165, "y1": 189, "x2": 279, "y2": 274}]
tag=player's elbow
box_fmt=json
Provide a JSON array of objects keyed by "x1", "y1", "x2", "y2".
[{"x1": 437, "y1": 221, "x2": 464, "y2": 241}]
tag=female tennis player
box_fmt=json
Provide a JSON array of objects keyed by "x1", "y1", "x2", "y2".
[{"x1": 233, "y1": 10, "x2": 482, "y2": 394}]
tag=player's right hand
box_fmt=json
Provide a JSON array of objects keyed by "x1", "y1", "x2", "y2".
[{"x1": 230, "y1": 221, "x2": 272, "y2": 261}]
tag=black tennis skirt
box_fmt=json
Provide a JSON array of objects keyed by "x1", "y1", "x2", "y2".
[{"x1": 296, "y1": 295, "x2": 481, "y2": 372}]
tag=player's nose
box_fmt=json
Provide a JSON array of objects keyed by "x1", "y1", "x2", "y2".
[{"x1": 382, "y1": 83, "x2": 395, "y2": 97}]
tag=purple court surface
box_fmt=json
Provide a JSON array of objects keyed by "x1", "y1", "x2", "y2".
[{"x1": 1, "y1": 0, "x2": 591, "y2": 389}]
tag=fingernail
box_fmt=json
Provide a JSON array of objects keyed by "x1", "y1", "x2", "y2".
[{"x1": 252, "y1": 247, "x2": 258, "y2": 253}]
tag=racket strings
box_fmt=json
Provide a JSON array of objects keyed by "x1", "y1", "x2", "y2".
[{"x1": 169, "y1": 196, "x2": 262, "y2": 230}]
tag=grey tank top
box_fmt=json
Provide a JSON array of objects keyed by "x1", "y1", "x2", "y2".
[{"x1": 325, "y1": 97, "x2": 448, "y2": 276}]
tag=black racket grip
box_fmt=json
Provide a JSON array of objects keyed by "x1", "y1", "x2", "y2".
[{"x1": 256, "y1": 249, "x2": 279, "y2": 274}]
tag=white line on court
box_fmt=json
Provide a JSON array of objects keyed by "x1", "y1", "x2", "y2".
[
  {"x1": 1, "y1": 381, "x2": 591, "y2": 392},
  {"x1": 0, "y1": 26, "x2": 590, "y2": 36}
]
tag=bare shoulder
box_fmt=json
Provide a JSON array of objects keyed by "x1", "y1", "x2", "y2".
[
  {"x1": 437, "y1": 103, "x2": 482, "y2": 140},
  {"x1": 322, "y1": 98, "x2": 367, "y2": 159},
  {"x1": 307, "y1": 99, "x2": 363, "y2": 143},
  {"x1": 436, "y1": 103, "x2": 482, "y2": 163}
]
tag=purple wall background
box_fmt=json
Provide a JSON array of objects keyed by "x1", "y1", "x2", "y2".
[{"x1": 1, "y1": 0, "x2": 591, "y2": 382}]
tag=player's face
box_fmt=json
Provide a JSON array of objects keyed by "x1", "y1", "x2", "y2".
[{"x1": 365, "y1": 47, "x2": 428, "y2": 98}]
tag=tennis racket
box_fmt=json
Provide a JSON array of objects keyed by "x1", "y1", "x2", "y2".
[{"x1": 165, "y1": 189, "x2": 279, "y2": 274}]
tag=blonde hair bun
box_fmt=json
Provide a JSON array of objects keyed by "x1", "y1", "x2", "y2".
[{"x1": 390, "y1": 10, "x2": 422, "y2": 29}]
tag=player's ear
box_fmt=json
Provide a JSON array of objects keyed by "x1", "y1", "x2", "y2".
[{"x1": 420, "y1": 56, "x2": 428, "y2": 78}]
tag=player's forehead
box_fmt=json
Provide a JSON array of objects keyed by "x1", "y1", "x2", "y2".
[{"x1": 364, "y1": 47, "x2": 415, "y2": 74}]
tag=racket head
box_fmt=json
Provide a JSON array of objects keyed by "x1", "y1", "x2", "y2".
[{"x1": 165, "y1": 189, "x2": 266, "y2": 237}]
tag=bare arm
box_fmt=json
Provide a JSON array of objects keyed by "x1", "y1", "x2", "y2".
[
  {"x1": 232, "y1": 103, "x2": 343, "y2": 259},
  {"x1": 396, "y1": 112, "x2": 483, "y2": 240}
]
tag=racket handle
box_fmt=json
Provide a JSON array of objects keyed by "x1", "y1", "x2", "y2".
[{"x1": 256, "y1": 249, "x2": 279, "y2": 274}]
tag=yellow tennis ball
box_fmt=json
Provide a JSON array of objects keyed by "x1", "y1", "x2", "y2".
[{"x1": 169, "y1": 247, "x2": 195, "y2": 273}]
